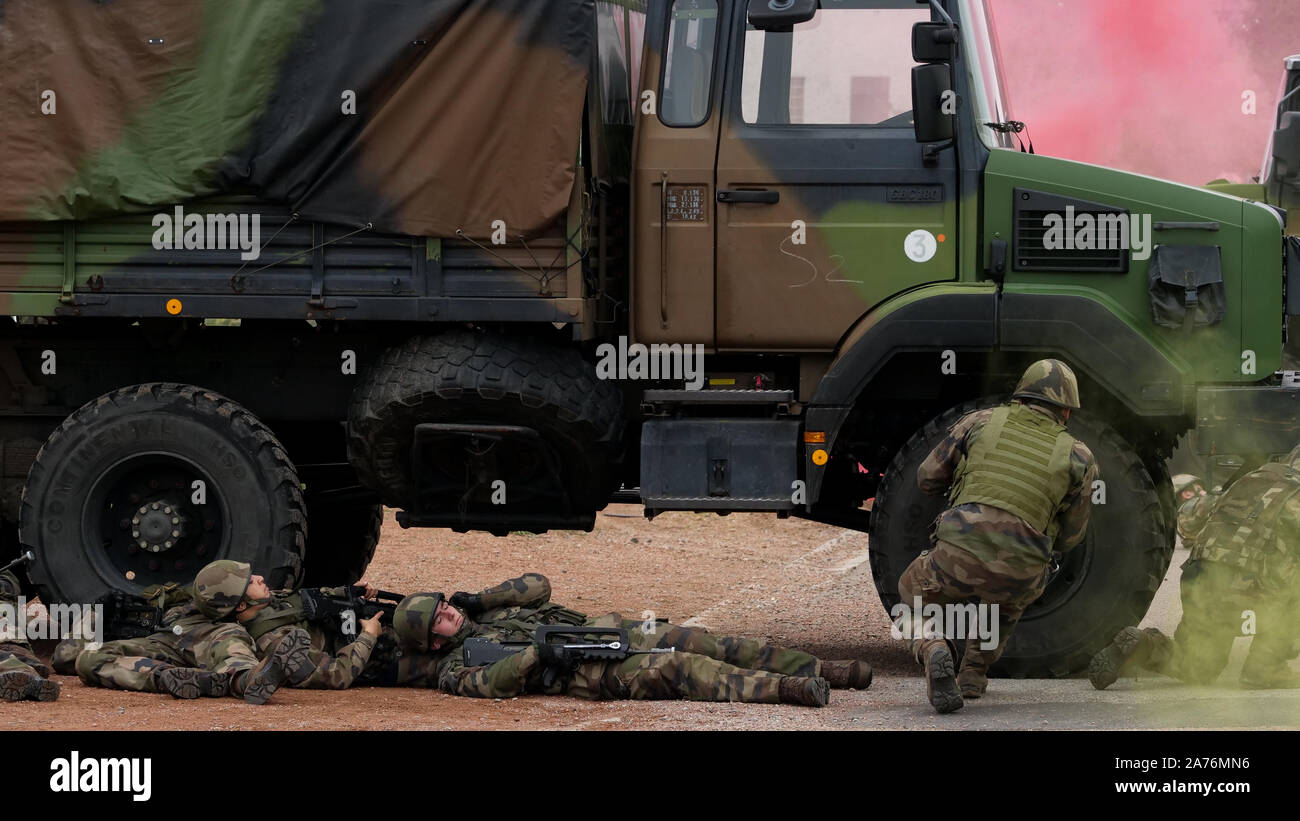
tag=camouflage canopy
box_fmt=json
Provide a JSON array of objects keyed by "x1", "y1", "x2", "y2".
[{"x1": 0, "y1": 0, "x2": 595, "y2": 238}]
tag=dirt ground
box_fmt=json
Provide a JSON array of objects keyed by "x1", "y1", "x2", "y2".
[
  {"x1": 10, "y1": 506, "x2": 1299, "y2": 731},
  {"x1": 5, "y1": 506, "x2": 907, "y2": 730}
]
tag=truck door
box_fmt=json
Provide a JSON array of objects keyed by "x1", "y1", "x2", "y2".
[
  {"x1": 632, "y1": 0, "x2": 729, "y2": 347},
  {"x1": 715, "y1": 0, "x2": 958, "y2": 349}
]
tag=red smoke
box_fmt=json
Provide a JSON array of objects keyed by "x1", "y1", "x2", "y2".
[{"x1": 989, "y1": 0, "x2": 1296, "y2": 185}]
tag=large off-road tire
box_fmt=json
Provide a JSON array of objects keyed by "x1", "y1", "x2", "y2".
[
  {"x1": 346, "y1": 331, "x2": 623, "y2": 514},
  {"x1": 869, "y1": 399, "x2": 1173, "y2": 677},
  {"x1": 20, "y1": 384, "x2": 306, "y2": 605},
  {"x1": 300, "y1": 499, "x2": 383, "y2": 587}
]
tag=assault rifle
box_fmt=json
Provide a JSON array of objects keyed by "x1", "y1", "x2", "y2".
[
  {"x1": 463, "y1": 625, "x2": 675, "y2": 667},
  {"x1": 299, "y1": 585, "x2": 402, "y2": 637}
]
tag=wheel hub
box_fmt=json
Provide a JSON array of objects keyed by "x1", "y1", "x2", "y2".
[{"x1": 131, "y1": 501, "x2": 187, "y2": 553}]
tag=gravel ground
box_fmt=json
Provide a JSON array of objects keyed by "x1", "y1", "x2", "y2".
[{"x1": 6, "y1": 507, "x2": 1298, "y2": 731}]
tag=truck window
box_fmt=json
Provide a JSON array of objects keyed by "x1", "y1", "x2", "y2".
[
  {"x1": 660, "y1": 0, "x2": 719, "y2": 127},
  {"x1": 740, "y1": 3, "x2": 928, "y2": 126},
  {"x1": 596, "y1": 1, "x2": 647, "y2": 126}
]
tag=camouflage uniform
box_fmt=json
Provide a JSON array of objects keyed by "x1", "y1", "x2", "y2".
[
  {"x1": 238, "y1": 587, "x2": 440, "y2": 689},
  {"x1": 401, "y1": 574, "x2": 843, "y2": 706},
  {"x1": 77, "y1": 562, "x2": 306, "y2": 702},
  {"x1": 74, "y1": 602, "x2": 261, "y2": 697},
  {"x1": 1091, "y1": 451, "x2": 1300, "y2": 689},
  {"x1": 0, "y1": 569, "x2": 58, "y2": 701},
  {"x1": 899, "y1": 360, "x2": 1097, "y2": 711},
  {"x1": 1176, "y1": 488, "x2": 1218, "y2": 545}
]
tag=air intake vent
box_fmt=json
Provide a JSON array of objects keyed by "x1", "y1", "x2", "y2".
[{"x1": 1012, "y1": 188, "x2": 1129, "y2": 273}]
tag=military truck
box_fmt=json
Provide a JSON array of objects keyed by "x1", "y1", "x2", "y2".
[
  {"x1": 1, "y1": 0, "x2": 1297, "y2": 676},
  {"x1": 1208, "y1": 54, "x2": 1300, "y2": 234}
]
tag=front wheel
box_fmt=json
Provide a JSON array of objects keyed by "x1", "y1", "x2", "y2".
[
  {"x1": 21, "y1": 384, "x2": 306, "y2": 604},
  {"x1": 869, "y1": 399, "x2": 1173, "y2": 677}
]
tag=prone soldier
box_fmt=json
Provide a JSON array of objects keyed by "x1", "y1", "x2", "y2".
[
  {"x1": 199, "y1": 560, "x2": 446, "y2": 689},
  {"x1": 392, "y1": 572, "x2": 873, "y2": 708},
  {"x1": 73, "y1": 565, "x2": 312, "y2": 704},
  {"x1": 900, "y1": 359, "x2": 1098, "y2": 713},
  {"x1": 1091, "y1": 445, "x2": 1300, "y2": 690}
]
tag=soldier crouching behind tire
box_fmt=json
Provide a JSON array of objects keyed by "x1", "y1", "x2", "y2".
[
  {"x1": 898, "y1": 359, "x2": 1099, "y2": 713},
  {"x1": 394, "y1": 573, "x2": 874, "y2": 708},
  {"x1": 1090, "y1": 443, "x2": 1300, "y2": 691}
]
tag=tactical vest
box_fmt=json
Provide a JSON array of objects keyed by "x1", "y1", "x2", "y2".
[
  {"x1": 243, "y1": 592, "x2": 308, "y2": 641},
  {"x1": 1189, "y1": 461, "x2": 1300, "y2": 575},
  {"x1": 950, "y1": 403, "x2": 1075, "y2": 536}
]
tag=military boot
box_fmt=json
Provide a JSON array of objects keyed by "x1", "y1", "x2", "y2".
[
  {"x1": 154, "y1": 666, "x2": 231, "y2": 699},
  {"x1": 778, "y1": 675, "x2": 830, "y2": 707},
  {"x1": 0, "y1": 670, "x2": 60, "y2": 702},
  {"x1": 919, "y1": 639, "x2": 963, "y2": 714},
  {"x1": 820, "y1": 659, "x2": 872, "y2": 689},
  {"x1": 239, "y1": 627, "x2": 311, "y2": 705},
  {"x1": 1088, "y1": 626, "x2": 1151, "y2": 690},
  {"x1": 957, "y1": 668, "x2": 987, "y2": 699}
]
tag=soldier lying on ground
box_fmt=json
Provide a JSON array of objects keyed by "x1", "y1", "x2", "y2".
[
  {"x1": 391, "y1": 573, "x2": 873, "y2": 708},
  {"x1": 1091, "y1": 444, "x2": 1300, "y2": 690},
  {"x1": 198, "y1": 560, "x2": 448, "y2": 689},
  {"x1": 64, "y1": 567, "x2": 314, "y2": 704},
  {"x1": 0, "y1": 569, "x2": 58, "y2": 702}
]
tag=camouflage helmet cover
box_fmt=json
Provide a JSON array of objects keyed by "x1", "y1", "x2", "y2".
[
  {"x1": 193, "y1": 560, "x2": 252, "y2": 619},
  {"x1": 1171, "y1": 474, "x2": 1204, "y2": 495},
  {"x1": 1012, "y1": 359, "x2": 1081, "y2": 410},
  {"x1": 394, "y1": 592, "x2": 444, "y2": 651}
]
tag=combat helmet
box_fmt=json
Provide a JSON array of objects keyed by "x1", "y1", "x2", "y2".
[
  {"x1": 1171, "y1": 474, "x2": 1204, "y2": 497},
  {"x1": 193, "y1": 559, "x2": 252, "y2": 619},
  {"x1": 1012, "y1": 359, "x2": 1081, "y2": 410},
  {"x1": 394, "y1": 592, "x2": 444, "y2": 651}
]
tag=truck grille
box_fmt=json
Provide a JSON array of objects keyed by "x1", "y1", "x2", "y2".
[{"x1": 1012, "y1": 188, "x2": 1129, "y2": 273}]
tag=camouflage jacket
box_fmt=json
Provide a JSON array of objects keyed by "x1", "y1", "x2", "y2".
[
  {"x1": 1177, "y1": 490, "x2": 1219, "y2": 544},
  {"x1": 237, "y1": 587, "x2": 378, "y2": 690},
  {"x1": 434, "y1": 573, "x2": 590, "y2": 698},
  {"x1": 918, "y1": 404, "x2": 1098, "y2": 573},
  {"x1": 1186, "y1": 463, "x2": 1300, "y2": 597}
]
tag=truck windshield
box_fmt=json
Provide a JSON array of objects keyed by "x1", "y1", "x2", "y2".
[{"x1": 962, "y1": 0, "x2": 1017, "y2": 149}]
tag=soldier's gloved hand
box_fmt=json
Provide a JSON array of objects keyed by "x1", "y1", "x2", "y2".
[
  {"x1": 449, "y1": 591, "x2": 483, "y2": 616},
  {"x1": 535, "y1": 642, "x2": 580, "y2": 672}
]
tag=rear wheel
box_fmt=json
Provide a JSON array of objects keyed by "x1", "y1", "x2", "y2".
[
  {"x1": 869, "y1": 399, "x2": 1173, "y2": 677},
  {"x1": 346, "y1": 331, "x2": 623, "y2": 529},
  {"x1": 20, "y1": 384, "x2": 306, "y2": 604}
]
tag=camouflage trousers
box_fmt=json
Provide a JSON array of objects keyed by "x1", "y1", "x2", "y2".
[
  {"x1": 76, "y1": 621, "x2": 260, "y2": 694},
  {"x1": 897, "y1": 540, "x2": 1050, "y2": 676},
  {"x1": 0, "y1": 641, "x2": 51, "y2": 679},
  {"x1": 560, "y1": 614, "x2": 813, "y2": 703},
  {"x1": 1133, "y1": 560, "x2": 1299, "y2": 685}
]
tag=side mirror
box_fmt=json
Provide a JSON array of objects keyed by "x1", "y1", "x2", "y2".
[
  {"x1": 1273, "y1": 111, "x2": 1300, "y2": 183},
  {"x1": 912, "y1": 21, "x2": 957, "y2": 63},
  {"x1": 912, "y1": 64, "x2": 954, "y2": 143},
  {"x1": 747, "y1": 0, "x2": 817, "y2": 31}
]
